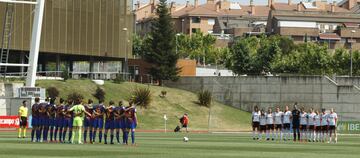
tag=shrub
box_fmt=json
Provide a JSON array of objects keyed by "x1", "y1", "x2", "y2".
[
  {"x1": 46, "y1": 87, "x2": 59, "y2": 99},
  {"x1": 197, "y1": 90, "x2": 212, "y2": 107},
  {"x1": 67, "y1": 92, "x2": 84, "y2": 104},
  {"x1": 113, "y1": 75, "x2": 125, "y2": 84},
  {"x1": 160, "y1": 90, "x2": 167, "y2": 98},
  {"x1": 62, "y1": 69, "x2": 70, "y2": 81},
  {"x1": 93, "y1": 86, "x2": 106, "y2": 102},
  {"x1": 130, "y1": 87, "x2": 151, "y2": 108}
]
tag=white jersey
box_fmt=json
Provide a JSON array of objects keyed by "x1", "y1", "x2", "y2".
[
  {"x1": 259, "y1": 115, "x2": 267, "y2": 126},
  {"x1": 321, "y1": 113, "x2": 329, "y2": 126},
  {"x1": 328, "y1": 112, "x2": 338, "y2": 126},
  {"x1": 273, "y1": 112, "x2": 283, "y2": 125},
  {"x1": 266, "y1": 113, "x2": 273, "y2": 125},
  {"x1": 252, "y1": 111, "x2": 260, "y2": 122},
  {"x1": 314, "y1": 114, "x2": 321, "y2": 126},
  {"x1": 308, "y1": 112, "x2": 316, "y2": 126},
  {"x1": 283, "y1": 111, "x2": 291, "y2": 124},
  {"x1": 300, "y1": 112, "x2": 308, "y2": 125}
]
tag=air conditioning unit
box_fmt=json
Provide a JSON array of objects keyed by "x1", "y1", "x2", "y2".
[{"x1": 16, "y1": 87, "x2": 46, "y2": 98}]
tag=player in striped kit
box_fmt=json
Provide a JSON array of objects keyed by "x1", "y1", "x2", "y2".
[
  {"x1": 320, "y1": 108, "x2": 329, "y2": 143},
  {"x1": 307, "y1": 108, "x2": 316, "y2": 142},
  {"x1": 266, "y1": 108, "x2": 274, "y2": 141},
  {"x1": 273, "y1": 107, "x2": 283, "y2": 141},
  {"x1": 328, "y1": 108, "x2": 338, "y2": 143},
  {"x1": 299, "y1": 107, "x2": 308, "y2": 142},
  {"x1": 282, "y1": 106, "x2": 292, "y2": 141},
  {"x1": 314, "y1": 110, "x2": 321, "y2": 142},
  {"x1": 251, "y1": 106, "x2": 260, "y2": 140}
]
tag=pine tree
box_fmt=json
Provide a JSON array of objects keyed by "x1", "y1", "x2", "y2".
[{"x1": 143, "y1": 0, "x2": 180, "y2": 85}]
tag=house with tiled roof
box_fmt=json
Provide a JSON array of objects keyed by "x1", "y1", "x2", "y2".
[
  {"x1": 268, "y1": 0, "x2": 360, "y2": 49},
  {"x1": 135, "y1": 0, "x2": 360, "y2": 50}
]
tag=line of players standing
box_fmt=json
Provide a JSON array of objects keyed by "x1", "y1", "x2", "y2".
[
  {"x1": 30, "y1": 97, "x2": 138, "y2": 145},
  {"x1": 251, "y1": 103, "x2": 338, "y2": 143}
]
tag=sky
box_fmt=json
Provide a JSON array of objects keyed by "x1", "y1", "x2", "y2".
[{"x1": 135, "y1": 0, "x2": 338, "y2": 5}]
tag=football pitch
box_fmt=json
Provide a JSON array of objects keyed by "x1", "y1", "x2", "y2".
[{"x1": 0, "y1": 132, "x2": 359, "y2": 158}]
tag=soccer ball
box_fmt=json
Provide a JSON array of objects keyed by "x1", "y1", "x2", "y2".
[{"x1": 183, "y1": 137, "x2": 189, "y2": 142}]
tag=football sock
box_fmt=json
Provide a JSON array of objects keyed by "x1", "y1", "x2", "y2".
[
  {"x1": 131, "y1": 131, "x2": 135, "y2": 144},
  {"x1": 104, "y1": 133, "x2": 108, "y2": 144},
  {"x1": 31, "y1": 128, "x2": 35, "y2": 141},
  {"x1": 23, "y1": 128, "x2": 27, "y2": 137},
  {"x1": 99, "y1": 131, "x2": 103, "y2": 143},
  {"x1": 43, "y1": 127, "x2": 47, "y2": 141},
  {"x1": 62, "y1": 130, "x2": 67, "y2": 142},
  {"x1": 59, "y1": 128, "x2": 63, "y2": 141},
  {"x1": 89, "y1": 131, "x2": 93, "y2": 142},
  {"x1": 252, "y1": 131, "x2": 255, "y2": 138},
  {"x1": 93, "y1": 131, "x2": 97, "y2": 142},
  {"x1": 122, "y1": 131, "x2": 126, "y2": 144},
  {"x1": 266, "y1": 132, "x2": 269, "y2": 139},
  {"x1": 54, "y1": 127, "x2": 58, "y2": 141},
  {"x1": 50, "y1": 127, "x2": 54, "y2": 141},
  {"x1": 84, "y1": 130, "x2": 87, "y2": 142},
  {"x1": 71, "y1": 130, "x2": 75, "y2": 143},
  {"x1": 78, "y1": 127, "x2": 82, "y2": 143},
  {"x1": 125, "y1": 131, "x2": 128, "y2": 144},
  {"x1": 116, "y1": 131, "x2": 120, "y2": 143},
  {"x1": 18, "y1": 128, "x2": 22, "y2": 138},
  {"x1": 68, "y1": 130, "x2": 72, "y2": 142},
  {"x1": 110, "y1": 134, "x2": 114, "y2": 144}
]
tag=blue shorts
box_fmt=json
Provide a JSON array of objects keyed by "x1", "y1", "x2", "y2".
[
  {"x1": 49, "y1": 118, "x2": 56, "y2": 127},
  {"x1": 84, "y1": 118, "x2": 93, "y2": 127},
  {"x1": 93, "y1": 118, "x2": 104, "y2": 129},
  {"x1": 39, "y1": 117, "x2": 49, "y2": 126},
  {"x1": 126, "y1": 119, "x2": 137, "y2": 129},
  {"x1": 105, "y1": 120, "x2": 115, "y2": 129},
  {"x1": 56, "y1": 118, "x2": 63, "y2": 128},
  {"x1": 63, "y1": 118, "x2": 73, "y2": 128},
  {"x1": 114, "y1": 119, "x2": 124, "y2": 129},
  {"x1": 31, "y1": 117, "x2": 39, "y2": 127}
]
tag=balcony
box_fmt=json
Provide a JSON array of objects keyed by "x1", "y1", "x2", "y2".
[{"x1": 338, "y1": 27, "x2": 360, "y2": 38}]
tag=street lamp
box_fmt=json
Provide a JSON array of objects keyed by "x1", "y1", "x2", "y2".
[
  {"x1": 350, "y1": 30, "x2": 356, "y2": 77},
  {"x1": 176, "y1": 33, "x2": 181, "y2": 54},
  {"x1": 123, "y1": 27, "x2": 128, "y2": 80}
]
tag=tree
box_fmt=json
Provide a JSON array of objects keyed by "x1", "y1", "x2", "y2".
[
  {"x1": 142, "y1": 0, "x2": 180, "y2": 85},
  {"x1": 93, "y1": 86, "x2": 106, "y2": 102},
  {"x1": 46, "y1": 87, "x2": 59, "y2": 99}
]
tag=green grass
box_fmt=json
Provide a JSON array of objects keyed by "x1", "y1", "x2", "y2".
[
  {"x1": 37, "y1": 80, "x2": 251, "y2": 131},
  {"x1": 0, "y1": 132, "x2": 359, "y2": 158}
]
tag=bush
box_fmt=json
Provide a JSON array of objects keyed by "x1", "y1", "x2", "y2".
[
  {"x1": 93, "y1": 86, "x2": 106, "y2": 102},
  {"x1": 46, "y1": 87, "x2": 59, "y2": 99},
  {"x1": 160, "y1": 90, "x2": 167, "y2": 98},
  {"x1": 130, "y1": 87, "x2": 152, "y2": 108},
  {"x1": 62, "y1": 69, "x2": 70, "y2": 81},
  {"x1": 197, "y1": 90, "x2": 212, "y2": 107},
  {"x1": 67, "y1": 92, "x2": 84, "y2": 104},
  {"x1": 113, "y1": 75, "x2": 125, "y2": 84}
]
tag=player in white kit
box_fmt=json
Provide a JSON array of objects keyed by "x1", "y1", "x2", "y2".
[
  {"x1": 307, "y1": 108, "x2": 316, "y2": 142},
  {"x1": 314, "y1": 110, "x2": 321, "y2": 142},
  {"x1": 320, "y1": 108, "x2": 329, "y2": 143},
  {"x1": 299, "y1": 107, "x2": 308, "y2": 142},
  {"x1": 282, "y1": 106, "x2": 292, "y2": 141},
  {"x1": 266, "y1": 108, "x2": 274, "y2": 141},
  {"x1": 273, "y1": 107, "x2": 283, "y2": 141},
  {"x1": 328, "y1": 108, "x2": 338, "y2": 143},
  {"x1": 252, "y1": 106, "x2": 261, "y2": 140},
  {"x1": 259, "y1": 109, "x2": 267, "y2": 141}
]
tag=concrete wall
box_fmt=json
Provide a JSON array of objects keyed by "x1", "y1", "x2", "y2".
[
  {"x1": 164, "y1": 76, "x2": 360, "y2": 121},
  {"x1": 0, "y1": 82, "x2": 31, "y2": 116}
]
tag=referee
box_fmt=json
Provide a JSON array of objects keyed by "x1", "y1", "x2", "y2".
[{"x1": 18, "y1": 100, "x2": 28, "y2": 138}]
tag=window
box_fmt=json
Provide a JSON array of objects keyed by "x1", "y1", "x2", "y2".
[
  {"x1": 192, "y1": 28, "x2": 200, "y2": 33},
  {"x1": 192, "y1": 17, "x2": 201, "y2": 23},
  {"x1": 208, "y1": 18, "x2": 215, "y2": 25}
]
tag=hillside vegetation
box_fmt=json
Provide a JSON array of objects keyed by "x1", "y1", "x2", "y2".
[{"x1": 37, "y1": 80, "x2": 251, "y2": 131}]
